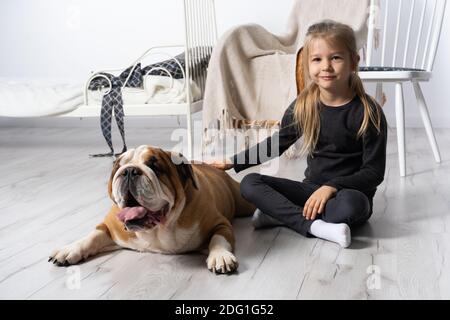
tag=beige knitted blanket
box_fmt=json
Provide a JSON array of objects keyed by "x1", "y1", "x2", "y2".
[{"x1": 201, "y1": 0, "x2": 370, "y2": 159}]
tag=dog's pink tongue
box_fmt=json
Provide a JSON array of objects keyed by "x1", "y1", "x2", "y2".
[{"x1": 117, "y1": 206, "x2": 147, "y2": 222}]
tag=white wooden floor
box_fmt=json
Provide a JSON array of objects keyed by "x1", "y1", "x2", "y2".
[{"x1": 1, "y1": 125, "x2": 450, "y2": 299}]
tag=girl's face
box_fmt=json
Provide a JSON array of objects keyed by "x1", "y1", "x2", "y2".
[{"x1": 308, "y1": 38, "x2": 357, "y2": 95}]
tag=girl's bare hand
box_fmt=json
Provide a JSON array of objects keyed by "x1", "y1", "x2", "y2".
[
  {"x1": 205, "y1": 160, "x2": 234, "y2": 171},
  {"x1": 303, "y1": 186, "x2": 337, "y2": 220}
]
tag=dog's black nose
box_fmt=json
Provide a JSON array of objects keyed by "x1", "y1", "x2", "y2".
[{"x1": 122, "y1": 167, "x2": 142, "y2": 178}]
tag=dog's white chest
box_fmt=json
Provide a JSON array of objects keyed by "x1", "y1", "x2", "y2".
[{"x1": 119, "y1": 223, "x2": 203, "y2": 254}]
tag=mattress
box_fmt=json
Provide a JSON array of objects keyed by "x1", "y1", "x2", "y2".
[
  {"x1": 0, "y1": 76, "x2": 201, "y2": 118},
  {"x1": 0, "y1": 78, "x2": 83, "y2": 117}
]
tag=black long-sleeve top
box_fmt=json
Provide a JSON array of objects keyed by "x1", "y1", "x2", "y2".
[{"x1": 231, "y1": 95, "x2": 388, "y2": 199}]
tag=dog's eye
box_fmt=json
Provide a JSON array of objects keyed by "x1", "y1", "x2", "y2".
[{"x1": 146, "y1": 156, "x2": 164, "y2": 175}]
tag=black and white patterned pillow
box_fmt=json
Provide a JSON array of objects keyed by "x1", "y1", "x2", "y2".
[
  {"x1": 88, "y1": 47, "x2": 212, "y2": 91},
  {"x1": 359, "y1": 66, "x2": 426, "y2": 72}
]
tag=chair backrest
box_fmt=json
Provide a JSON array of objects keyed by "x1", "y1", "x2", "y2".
[
  {"x1": 366, "y1": 0, "x2": 447, "y2": 71},
  {"x1": 183, "y1": 0, "x2": 218, "y2": 100}
]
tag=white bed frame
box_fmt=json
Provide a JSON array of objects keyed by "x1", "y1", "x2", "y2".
[{"x1": 61, "y1": 0, "x2": 218, "y2": 159}]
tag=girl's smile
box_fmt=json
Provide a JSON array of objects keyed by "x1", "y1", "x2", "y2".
[{"x1": 320, "y1": 76, "x2": 337, "y2": 80}]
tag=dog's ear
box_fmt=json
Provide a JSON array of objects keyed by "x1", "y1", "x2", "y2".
[
  {"x1": 108, "y1": 156, "x2": 122, "y2": 202},
  {"x1": 170, "y1": 152, "x2": 199, "y2": 190}
]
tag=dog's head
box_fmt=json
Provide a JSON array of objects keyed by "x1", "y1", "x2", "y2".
[{"x1": 108, "y1": 145, "x2": 198, "y2": 232}]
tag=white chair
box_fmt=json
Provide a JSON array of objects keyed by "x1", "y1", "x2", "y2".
[
  {"x1": 65, "y1": 0, "x2": 218, "y2": 160},
  {"x1": 360, "y1": 0, "x2": 446, "y2": 176}
]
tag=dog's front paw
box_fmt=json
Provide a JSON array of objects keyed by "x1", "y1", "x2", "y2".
[
  {"x1": 48, "y1": 243, "x2": 85, "y2": 267},
  {"x1": 206, "y1": 249, "x2": 238, "y2": 274}
]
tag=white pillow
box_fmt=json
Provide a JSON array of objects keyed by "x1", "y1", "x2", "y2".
[{"x1": 87, "y1": 75, "x2": 201, "y2": 105}]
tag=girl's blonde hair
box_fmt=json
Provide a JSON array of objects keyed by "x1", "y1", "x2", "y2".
[{"x1": 294, "y1": 20, "x2": 381, "y2": 156}]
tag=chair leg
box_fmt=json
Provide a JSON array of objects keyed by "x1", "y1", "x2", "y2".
[
  {"x1": 412, "y1": 81, "x2": 441, "y2": 163},
  {"x1": 395, "y1": 82, "x2": 406, "y2": 177},
  {"x1": 375, "y1": 82, "x2": 383, "y2": 105}
]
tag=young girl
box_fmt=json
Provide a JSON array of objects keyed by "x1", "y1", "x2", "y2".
[{"x1": 209, "y1": 20, "x2": 387, "y2": 248}]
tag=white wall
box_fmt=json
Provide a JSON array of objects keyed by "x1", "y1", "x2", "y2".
[
  {"x1": 0, "y1": 0, "x2": 293, "y2": 81},
  {"x1": 1, "y1": 0, "x2": 449, "y2": 127}
]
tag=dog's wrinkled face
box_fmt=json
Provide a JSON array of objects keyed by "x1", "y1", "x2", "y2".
[{"x1": 108, "y1": 145, "x2": 197, "y2": 232}]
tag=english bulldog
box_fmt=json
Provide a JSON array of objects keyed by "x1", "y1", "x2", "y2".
[{"x1": 48, "y1": 145, "x2": 256, "y2": 274}]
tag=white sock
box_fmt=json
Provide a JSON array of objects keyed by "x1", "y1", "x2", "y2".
[
  {"x1": 309, "y1": 219, "x2": 351, "y2": 248},
  {"x1": 251, "y1": 209, "x2": 283, "y2": 229}
]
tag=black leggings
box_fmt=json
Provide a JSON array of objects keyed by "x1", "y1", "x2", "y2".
[{"x1": 240, "y1": 173, "x2": 373, "y2": 237}]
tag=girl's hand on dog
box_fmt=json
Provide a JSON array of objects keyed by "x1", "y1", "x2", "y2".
[
  {"x1": 303, "y1": 186, "x2": 337, "y2": 220},
  {"x1": 205, "y1": 160, "x2": 234, "y2": 171}
]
